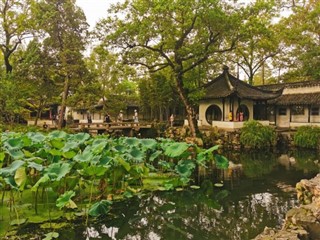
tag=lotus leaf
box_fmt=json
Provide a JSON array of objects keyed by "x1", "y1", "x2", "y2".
[
  {"x1": 27, "y1": 161, "x2": 44, "y2": 171},
  {"x1": 175, "y1": 160, "x2": 195, "y2": 178},
  {"x1": 7, "y1": 148, "x2": 24, "y2": 159},
  {"x1": 164, "y1": 183, "x2": 174, "y2": 190},
  {"x1": 4, "y1": 138, "x2": 24, "y2": 149},
  {"x1": 14, "y1": 167, "x2": 27, "y2": 189},
  {"x1": 129, "y1": 147, "x2": 145, "y2": 162},
  {"x1": 22, "y1": 149, "x2": 33, "y2": 158},
  {"x1": 62, "y1": 141, "x2": 80, "y2": 152},
  {"x1": 114, "y1": 145, "x2": 126, "y2": 153},
  {"x1": 98, "y1": 155, "x2": 112, "y2": 166},
  {"x1": 62, "y1": 151, "x2": 77, "y2": 159},
  {"x1": 48, "y1": 149, "x2": 62, "y2": 156},
  {"x1": 123, "y1": 190, "x2": 133, "y2": 198},
  {"x1": 4, "y1": 176, "x2": 19, "y2": 190},
  {"x1": 214, "y1": 154, "x2": 229, "y2": 169},
  {"x1": 26, "y1": 157, "x2": 44, "y2": 164},
  {"x1": 26, "y1": 132, "x2": 46, "y2": 143},
  {"x1": 214, "y1": 183, "x2": 224, "y2": 187},
  {"x1": 43, "y1": 232, "x2": 59, "y2": 240},
  {"x1": 164, "y1": 142, "x2": 190, "y2": 158},
  {"x1": 149, "y1": 150, "x2": 161, "y2": 162},
  {"x1": 140, "y1": 139, "x2": 157, "y2": 150},
  {"x1": 88, "y1": 200, "x2": 112, "y2": 217},
  {"x1": 0, "y1": 160, "x2": 25, "y2": 177},
  {"x1": 44, "y1": 163, "x2": 71, "y2": 181},
  {"x1": 91, "y1": 142, "x2": 108, "y2": 154},
  {"x1": 158, "y1": 160, "x2": 173, "y2": 171},
  {"x1": 74, "y1": 151, "x2": 94, "y2": 163},
  {"x1": 72, "y1": 132, "x2": 90, "y2": 143},
  {"x1": 48, "y1": 131, "x2": 68, "y2": 139},
  {"x1": 124, "y1": 137, "x2": 140, "y2": 146},
  {"x1": 0, "y1": 152, "x2": 5, "y2": 162},
  {"x1": 118, "y1": 158, "x2": 131, "y2": 172},
  {"x1": 196, "y1": 145, "x2": 219, "y2": 165},
  {"x1": 80, "y1": 165, "x2": 107, "y2": 177},
  {"x1": 50, "y1": 139, "x2": 65, "y2": 149},
  {"x1": 31, "y1": 175, "x2": 50, "y2": 191},
  {"x1": 56, "y1": 190, "x2": 76, "y2": 209},
  {"x1": 10, "y1": 218, "x2": 27, "y2": 226}
]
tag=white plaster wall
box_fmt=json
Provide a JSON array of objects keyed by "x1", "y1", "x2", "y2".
[
  {"x1": 290, "y1": 122, "x2": 320, "y2": 129},
  {"x1": 291, "y1": 113, "x2": 308, "y2": 122},
  {"x1": 310, "y1": 115, "x2": 320, "y2": 122},
  {"x1": 276, "y1": 107, "x2": 290, "y2": 128},
  {"x1": 198, "y1": 98, "x2": 254, "y2": 126},
  {"x1": 283, "y1": 86, "x2": 320, "y2": 94}
]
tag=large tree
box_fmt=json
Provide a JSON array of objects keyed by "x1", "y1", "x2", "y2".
[
  {"x1": 0, "y1": 0, "x2": 33, "y2": 74},
  {"x1": 228, "y1": 0, "x2": 280, "y2": 85},
  {"x1": 276, "y1": 0, "x2": 320, "y2": 81},
  {"x1": 95, "y1": 0, "x2": 242, "y2": 137},
  {"x1": 85, "y1": 46, "x2": 139, "y2": 119},
  {"x1": 32, "y1": 0, "x2": 89, "y2": 128}
]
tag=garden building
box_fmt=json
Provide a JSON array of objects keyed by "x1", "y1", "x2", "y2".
[
  {"x1": 258, "y1": 80, "x2": 320, "y2": 128},
  {"x1": 198, "y1": 66, "x2": 283, "y2": 129}
]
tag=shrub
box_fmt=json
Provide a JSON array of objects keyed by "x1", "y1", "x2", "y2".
[
  {"x1": 240, "y1": 120, "x2": 276, "y2": 149},
  {"x1": 293, "y1": 126, "x2": 320, "y2": 149}
]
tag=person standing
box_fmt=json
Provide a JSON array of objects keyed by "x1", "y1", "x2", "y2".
[
  {"x1": 133, "y1": 109, "x2": 139, "y2": 123},
  {"x1": 117, "y1": 110, "x2": 124, "y2": 122},
  {"x1": 87, "y1": 113, "x2": 92, "y2": 123},
  {"x1": 105, "y1": 113, "x2": 112, "y2": 127},
  {"x1": 169, "y1": 114, "x2": 174, "y2": 127}
]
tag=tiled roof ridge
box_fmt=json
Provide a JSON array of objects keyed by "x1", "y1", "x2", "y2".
[{"x1": 257, "y1": 80, "x2": 320, "y2": 89}]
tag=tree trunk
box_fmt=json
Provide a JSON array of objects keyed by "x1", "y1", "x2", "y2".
[
  {"x1": 175, "y1": 75, "x2": 197, "y2": 138},
  {"x1": 58, "y1": 77, "x2": 70, "y2": 129}
]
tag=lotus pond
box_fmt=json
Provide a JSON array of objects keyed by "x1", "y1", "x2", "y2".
[{"x1": 0, "y1": 131, "x2": 319, "y2": 239}]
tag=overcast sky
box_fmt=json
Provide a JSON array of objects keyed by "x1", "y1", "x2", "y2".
[{"x1": 76, "y1": 0, "x2": 120, "y2": 28}]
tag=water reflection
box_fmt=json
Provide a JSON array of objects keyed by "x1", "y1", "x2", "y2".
[
  {"x1": 19, "y1": 150, "x2": 320, "y2": 240},
  {"x1": 81, "y1": 190, "x2": 296, "y2": 240}
]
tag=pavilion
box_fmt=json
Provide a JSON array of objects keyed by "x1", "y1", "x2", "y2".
[{"x1": 198, "y1": 66, "x2": 283, "y2": 129}]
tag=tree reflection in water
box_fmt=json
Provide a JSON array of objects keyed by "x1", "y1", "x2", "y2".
[
  {"x1": 21, "y1": 150, "x2": 320, "y2": 240},
  {"x1": 79, "y1": 150, "x2": 318, "y2": 240}
]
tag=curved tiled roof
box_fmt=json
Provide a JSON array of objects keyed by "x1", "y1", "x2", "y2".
[
  {"x1": 203, "y1": 66, "x2": 283, "y2": 100},
  {"x1": 269, "y1": 92, "x2": 320, "y2": 105},
  {"x1": 258, "y1": 80, "x2": 320, "y2": 105}
]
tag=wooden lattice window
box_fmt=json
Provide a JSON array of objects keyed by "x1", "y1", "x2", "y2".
[
  {"x1": 278, "y1": 108, "x2": 287, "y2": 116},
  {"x1": 311, "y1": 107, "x2": 319, "y2": 116},
  {"x1": 291, "y1": 105, "x2": 304, "y2": 115}
]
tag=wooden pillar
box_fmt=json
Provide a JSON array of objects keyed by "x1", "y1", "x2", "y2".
[
  {"x1": 222, "y1": 98, "x2": 225, "y2": 121},
  {"x1": 274, "y1": 105, "x2": 277, "y2": 126},
  {"x1": 308, "y1": 105, "x2": 311, "y2": 123},
  {"x1": 265, "y1": 100, "x2": 268, "y2": 120},
  {"x1": 289, "y1": 106, "x2": 292, "y2": 123},
  {"x1": 229, "y1": 97, "x2": 234, "y2": 120}
]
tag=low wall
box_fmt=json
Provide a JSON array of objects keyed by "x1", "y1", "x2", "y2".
[{"x1": 254, "y1": 174, "x2": 320, "y2": 240}]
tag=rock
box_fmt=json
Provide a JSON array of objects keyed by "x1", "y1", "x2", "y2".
[{"x1": 254, "y1": 174, "x2": 320, "y2": 240}]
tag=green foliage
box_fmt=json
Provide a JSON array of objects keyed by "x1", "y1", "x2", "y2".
[
  {"x1": 240, "y1": 120, "x2": 276, "y2": 149},
  {"x1": 88, "y1": 200, "x2": 112, "y2": 217},
  {"x1": 0, "y1": 131, "x2": 226, "y2": 231},
  {"x1": 293, "y1": 126, "x2": 320, "y2": 149}
]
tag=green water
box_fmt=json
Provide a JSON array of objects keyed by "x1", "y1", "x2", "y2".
[{"x1": 3, "y1": 149, "x2": 320, "y2": 240}]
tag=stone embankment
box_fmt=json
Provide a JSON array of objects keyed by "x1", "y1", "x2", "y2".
[{"x1": 254, "y1": 174, "x2": 320, "y2": 240}]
